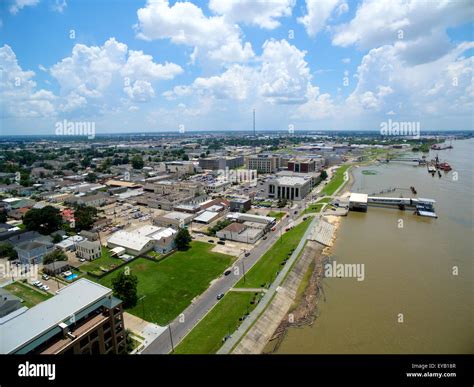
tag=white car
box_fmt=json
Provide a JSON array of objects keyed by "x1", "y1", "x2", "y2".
[
  {"x1": 35, "y1": 282, "x2": 43, "y2": 288},
  {"x1": 32, "y1": 280, "x2": 41, "y2": 286},
  {"x1": 41, "y1": 285, "x2": 50, "y2": 291}
]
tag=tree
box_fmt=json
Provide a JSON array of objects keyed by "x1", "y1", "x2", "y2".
[
  {"x1": 112, "y1": 271, "x2": 138, "y2": 308},
  {"x1": 43, "y1": 249, "x2": 67, "y2": 265},
  {"x1": 85, "y1": 172, "x2": 97, "y2": 183},
  {"x1": 320, "y1": 170, "x2": 328, "y2": 180},
  {"x1": 182, "y1": 154, "x2": 189, "y2": 161},
  {"x1": 52, "y1": 234, "x2": 63, "y2": 243},
  {"x1": 23, "y1": 206, "x2": 63, "y2": 235},
  {"x1": 277, "y1": 198, "x2": 288, "y2": 208},
  {"x1": 0, "y1": 243, "x2": 18, "y2": 260},
  {"x1": 131, "y1": 155, "x2": 144, "y2": 170},
  {"x1": 0, "y1": 210, "x2": 7, "y2": 223},
  {"x1": 74, "y1": 205, "x2": 98, "y2": 231},
  {"x1": 175, "y1": 227, "x2": 192, "y2": 251}
]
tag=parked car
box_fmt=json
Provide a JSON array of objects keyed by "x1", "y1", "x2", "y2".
[
  {"x1": 244, "y1": 252, "x2": 250, "y2": 257},
  {"x1": 216, "y1": 293, "x2": 225, "y2": 300},
  {"x1": 32, "y1": 280, "x2": 41, "y2": 286},
  {"x1": 263, "y1": 236, "x2": 268, "y2": 240},
  {"x1": 217, "y1": 241, "x2": 225, "y2": 245},
  {"x1": 208, "y1": 239, "x2": 214, "y2": 243},
  {"x1": 41, "y1": 285, "x2": 50, "y2": 291},
  {"x1": 79, "y1": 258, "x2": 86, "y2": 262},
  {"x1": 35, "y1": 282, "x2": 43, "y2": 288},
  {"x1": 224, "y1": 270, "x2": 232, "y2": 276},
  {"x1": 42, "y1": 274, "x2": 49, "y2": 280}
]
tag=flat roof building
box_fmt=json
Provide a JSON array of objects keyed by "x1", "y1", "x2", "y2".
[{"x1": 0, "y1": 279, "x2": 126, "y2": 355}]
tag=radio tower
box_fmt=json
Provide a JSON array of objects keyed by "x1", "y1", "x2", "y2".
[{"x1": 253, "y1": 108, "x2": 256, "y2": 137}]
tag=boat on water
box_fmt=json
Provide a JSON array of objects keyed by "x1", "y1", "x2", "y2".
[{"x1": 438, "y1": 162, "x2": 452, "y2": 171}]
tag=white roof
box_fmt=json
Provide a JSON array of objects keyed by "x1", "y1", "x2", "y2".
[
  {"x1": 276, "y1": 176, "x2": 309, "y2": 185},
  {"x1": 194, "y1": 211, "x2": 219, "y2": 223},
  {"x1": 349, "y1": 193, "x2": 368, "y2": 203},
  {"x1": 107, "y1": 230, "x2": 152, "y2": 251},
  {"x1": 0, "y1": 279, "x2": 111, "y2": 354},
  {"x1": 2, "y1": 197, "x2": 21, "y2": 203},
  {"x1": 134, "y1": 225, "x2": 176, "y2": 240},
  {"x1": 162, "y1": 211, "x2": 193, "y2": 220}
]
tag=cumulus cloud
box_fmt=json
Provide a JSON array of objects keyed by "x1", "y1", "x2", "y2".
[
  {"x1": 332, "y1": 0, "x2": 474, "y2": 64},
  {"x1": 49, "y1": 37, "x2": 183, "y2": 112},
  {"x1": 0, "y1": 44, "x2": 56, "y2": 118},
  {"x1": 298, "y1": 0, "x2": 348, "y2": 38},
  {"x1": 135, "y1": 0, "x2": 255, "y2": 64},
  {"x1": 209, "y1": 0, "x2": 295, "y2": 29}
]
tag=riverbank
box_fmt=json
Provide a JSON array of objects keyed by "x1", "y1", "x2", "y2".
[{"x1": 262, "y1": 163, "x2": 363, "y2": 354}]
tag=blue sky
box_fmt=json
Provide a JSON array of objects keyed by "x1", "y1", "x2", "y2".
[{"x1": 0, "y1": 0, "x2": 473, "y2": 136}]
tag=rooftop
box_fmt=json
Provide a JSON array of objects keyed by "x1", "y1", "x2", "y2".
[{"x1": 0, "y1": 278, "x2": 112, "y2": 354}]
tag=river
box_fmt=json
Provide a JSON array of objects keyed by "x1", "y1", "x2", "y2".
[{"x1": 273, "y1": 138, "x2": 473, "y2": 354}]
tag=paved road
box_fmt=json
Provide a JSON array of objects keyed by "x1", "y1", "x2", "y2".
[{"x1": 141, "y1": 203, "x2": 308, "y2": 354}]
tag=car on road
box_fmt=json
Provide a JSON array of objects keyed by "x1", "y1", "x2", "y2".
[
  {"x1": 271, "y1": 227, "x2": 276, "y2": 231},
  {"x1": 216, "y1": 293, "x2": 225, "y2": 300},
  {"x1": 263, "y1": 236, "x2": 268, "y2": 240},
  {"x1": 224, "y1": 270, "x2": 232, "y2": 276},
  {"x1": 244, "y1": 252, "x2": 250, "y2": 257}
]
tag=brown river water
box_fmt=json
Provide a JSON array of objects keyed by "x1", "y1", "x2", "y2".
[{"x1": 274, "y1": 138, "x2": 473, "y2": 354}]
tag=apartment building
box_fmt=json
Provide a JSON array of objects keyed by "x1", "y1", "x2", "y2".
[
  {"x1": 245, "y1": 154, "x2": 280, "y2": 174},
  {"x1": 0, "y1": 279, "x2": 126, "y2": 354}
]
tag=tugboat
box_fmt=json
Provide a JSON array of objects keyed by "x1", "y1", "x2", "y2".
[{"x1": 438, "y1": 162, "x2": 452, "y2": 171}]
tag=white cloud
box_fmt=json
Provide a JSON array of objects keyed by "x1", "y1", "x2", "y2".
[
  {"x1": 51, "y1": 0, "x2": 67, "y2": 13},
  {"x1": 208, "y1": 0, "x2": 295, "y2": 29},
  {"x1": 298, "y1": 0, "x2": 348, "y2": 38},
  {"x1": 332, "y1": 0, "x2": 473, "y2": 64},
  {"x1": 124, "y1": 80, "x2": 155, "y2": 102},
  {"x1": 9, "y1": 0, "x2": 40, "y2": 14},
  {"x1": 0, "y1": 44, "x2": 56, "y2": 118},
  {"x1": 259, "y1": 39, "x2": 312, "y2": 104},
  {"x1": 49, "y1": 38, "x2": 182, "y2": 112},
  {"x1": 135, "y1": 0, "x2": 255, "y2": 64}
]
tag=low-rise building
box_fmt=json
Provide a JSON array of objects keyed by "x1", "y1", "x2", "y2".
[
  {"x1": 216, "y1": 222, "x2": 263, "y2": 244},
  {"x1": 245, "y1": 154, "x2": 280, "y2": 173},
  {"x1": 14, "y1": 241, "x2": 55, "y2": 265},
  {"x1": 264, "y1": 175, "x2": 312, "y2": 201},
  {"x1": 154, "y1": 212, "x2": 194, "y2": 228},
  {"x1": 76, "y1": 240, "x2": 102, "y2": 260}
]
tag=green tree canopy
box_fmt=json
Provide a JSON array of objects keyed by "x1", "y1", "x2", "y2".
[
  {"x1": 175, "y1": 227, "x2": 192, "y2": 251},
  {"x1": 112, "y1": 271, "x2": 138, "y2": 308},
  {"x1": 23, "y1": 206, "x2": 63, "y2": 235}
]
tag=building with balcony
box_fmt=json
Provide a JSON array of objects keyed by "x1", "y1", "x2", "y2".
[{"x1": 0, "y1": 279, "x2": 126, "y2": 354}]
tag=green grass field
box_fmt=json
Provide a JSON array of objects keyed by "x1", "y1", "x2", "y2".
[
  {"x1": 5, "y1": 282, "x2": 52, "y2": 308},
  {"x1": 267, "y1": 211, "x2": 285, "y2": 220},
  {"x1": 302, "y1": 203, "x2": 325, "y2": 215},
  {"x1": 235, "y1": 217, "x2": 313, "y2": 289},
  {"x1": 94, "y1": 242, "x2": 235, "y2": 325},
  {"x1": 80, "y1": 247, "x2": 123, "y2": 274},
  {"x1": 174, "y1": 291, "x2": 258, "y2": 354},
  {"x1": 321, "y1": 164, "x2": 351, "y2": 196}
]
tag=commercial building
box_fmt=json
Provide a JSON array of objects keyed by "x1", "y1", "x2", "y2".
[
  {"x1": 76, "y1": 240, "x2": 102, "y2": 261},
  {"x1": 107, "y1": 225, "x2": 177, "y2": 255},
  {"x1": 154, "y1": 212, "x2": 194, "y2": 228},
  {"x1": 287, "y1": 158, "x2": 317, "y2": 173},
  {"x1": 193, "y1": 211, "x2": 221, "y2": 224},
  {"x1": 229, "y1": 198, "x2": 251, "y2": 212},
  {"x1": 0, "y1": 279, "x2": 126, "y2": 354},
  {"x1": 264, "y1": 176, "x2": 312, "y2": 201},
  {"x1": 245, "y1": 154, "x2": 280, "y2": 173},
  {"x1": 216, "y1": 222, "x2": 263, "y2": 244},
  {"x1": 198, "y1": 156, "x2": 244, "y2": 171}
]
